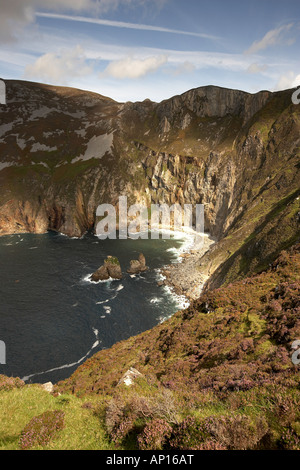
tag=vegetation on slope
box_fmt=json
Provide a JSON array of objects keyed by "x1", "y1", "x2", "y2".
[
  {"x1": 1, "y1": 244, "x2": 299, "y2": 450},
  {"x1": 0, "y1": 81, "x2": 299, "y2": 450}
]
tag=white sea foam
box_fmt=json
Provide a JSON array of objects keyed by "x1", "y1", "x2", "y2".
[
  {"x1": 22, "y1": 327, "x2": 100, "y2": 382},
  {"x1": 96, "y1": 298, "x2": 110, "y2": 305},
  {"x1": 150, "y1": 297, "x2": 162, "y2": 304},
  {"x1": 82, "y1": 273, "x2": 115, "y2": 284}
]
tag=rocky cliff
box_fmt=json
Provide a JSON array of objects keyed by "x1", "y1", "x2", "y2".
[{"x1": 0, "y1": 79, "x2": 299, "y2": 288}]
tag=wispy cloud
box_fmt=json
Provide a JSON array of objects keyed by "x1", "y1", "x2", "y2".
[
  {"x1": 35, "y1": 12, "x2": 220, "y2": 40},
  {"x1": 244, "y1": 23, "x2": 295, "y2": 55},
  {"x1": 0, "y1": 0, "x2": 164, "y2": 43},
  {"x1": 0, "y1": 0, "x2": 96, "y2": 43}
]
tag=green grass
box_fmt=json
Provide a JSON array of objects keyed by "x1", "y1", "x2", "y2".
[{"x1": 0, "y1": 385, "x2": 112, "y2": 450}]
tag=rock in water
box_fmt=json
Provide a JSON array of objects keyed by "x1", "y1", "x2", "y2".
[
  {"x1": 91, "y1": 265, "x2": 110, "y2": 282},
  {"x1": 127, "y1": 253, "x2": 149, "y2": 274},
  {"x1": 91, "y1": 256, "x2": 122, "y2": 282},
  {"x1": 105, "y1": 256, "x2": 122, "y2": 280},
  {"x1": 138, "y1": 253, "x2": 146, "y2": 269}
]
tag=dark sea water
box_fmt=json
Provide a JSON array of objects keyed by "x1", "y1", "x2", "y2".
[{"x1": 0, "y1": 231, "x2": 190, "y2": 384}]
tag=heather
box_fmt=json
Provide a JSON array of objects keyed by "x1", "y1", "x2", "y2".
[
  {"x1": 19, "y1": 410, "x2": 65, "y2": 450},
  {"x1": 55, "y1": 243, "x2": 300, "y2": 450},
  {"x1": 0, "y1": 243, "x2": 299, "y2": 450}
]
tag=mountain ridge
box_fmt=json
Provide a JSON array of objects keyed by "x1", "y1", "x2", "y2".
[
  {"x1": 0, "y1": 79, "x2": 299, "y2": 292},
  {"x1": 0, "y1": 79, "x2": 299, "y2": 450}
]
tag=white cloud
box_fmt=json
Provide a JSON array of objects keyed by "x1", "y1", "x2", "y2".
[
  {"x1": 102, "y1": 55, "x2": 168, "y2": 79},
  {"x1": 275, "y1": 71, "x2": 300, "y2": 90},
  {"x1": 244, "y1": 23, "x2": 294, "y2": 55},
  {"x1": 24, "y1": 46, "x2": 93, "y2": 83},
  {"x1": 169, "y1": 61, "x2": 196, "y2": 76},
  {"x1": 247, "y1": 63, "x2": 268, "y2": 74}
]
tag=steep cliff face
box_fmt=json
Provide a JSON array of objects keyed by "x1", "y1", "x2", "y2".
[{"x1": 0, "y1": 80, "x2": 299, "y2": 286}]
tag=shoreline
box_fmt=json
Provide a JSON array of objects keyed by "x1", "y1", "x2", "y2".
[
  {"x1": 1, "y1": 228, "x2": 215, "y2": 307},
  {"x1": 0, "y1": 229, "x2": 214, "y2": 385},
  {"x1": 157, "y1": 232, "x2": 216, "y2": 304}
]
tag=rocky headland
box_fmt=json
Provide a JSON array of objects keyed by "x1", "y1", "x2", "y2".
[
  {"x1": 0, "y1": 80, "x2": 299, "y2": 294},
  {"x1": 0, "y1": 79, "x2": 299, "y2": 451}
]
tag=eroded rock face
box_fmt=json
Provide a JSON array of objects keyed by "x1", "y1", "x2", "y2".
[
  {"x1": 127, "y1": 253, "x2": 148, "y2": 274},
  {"x1": 91, "y1": 265, "x2": 110, "y2": 282},
  {"x1": 0, "y1": 80, "x2": 299, "y2": 287},
  {"x1": 91, "y1": 256, "x2": 122, "y2": 282}
]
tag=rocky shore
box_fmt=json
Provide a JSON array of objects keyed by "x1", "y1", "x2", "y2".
[{"x1": 158, "y1": 234, "x2": 215, "y2": 301}]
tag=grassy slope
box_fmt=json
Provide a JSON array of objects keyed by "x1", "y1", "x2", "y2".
[
  {"x1": 1, "y1": 243, "x2": 299, "y2": 450},
  {"x1": 0, "y1": 82, "x2": 299, "y2": 450}
]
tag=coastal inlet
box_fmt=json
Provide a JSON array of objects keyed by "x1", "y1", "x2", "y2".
[{"x1": 0, "y1": 231, "x2": 194, "y2": 384}]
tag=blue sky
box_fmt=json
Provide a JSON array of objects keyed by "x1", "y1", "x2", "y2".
[{"x1": 0, "y1": 0, "x2": 299, "y2": 102}]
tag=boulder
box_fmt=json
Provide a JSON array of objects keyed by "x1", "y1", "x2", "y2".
[
  {"x1": 118, "y1": 368, "x2": 143, "y2": 387},
  {"x1": 41, "y1": 382, "x2": 54, "y2": 393},
  {"x1": 127, "y1": 253, "x2": 149, "y2": 274},
  {"x1": 90, "y1": 256, "x2": 122, "y2": 282}
]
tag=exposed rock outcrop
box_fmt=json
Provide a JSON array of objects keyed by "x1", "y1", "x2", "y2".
[
  {"x1": 118, "y1": 367, "x2": 143, "y2": 387},
  {"x1": 0, "y1": 80, "x2": 299, "y2": 290},
  {"x1": 91, "y1": 256, "x2": 122, "y2": 282},
  {"x1": 127, "y1": 253, "x2": 148, "y2": 274}
]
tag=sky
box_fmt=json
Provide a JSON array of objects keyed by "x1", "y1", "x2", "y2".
[{"x1": 0, "y1": 0, "x2": 299, "y2": 102}]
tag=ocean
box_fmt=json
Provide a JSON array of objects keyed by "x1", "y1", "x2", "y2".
[{"x1": 0, "y1": 230, "x2": 192, "y2": 384}]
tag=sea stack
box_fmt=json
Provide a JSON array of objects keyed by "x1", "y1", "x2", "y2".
[
  {"x1": 127, "y1": 253, "x2": 149, "y2": 274},
  {"x1": 91, "y1": 256, "x2": 122, "y2": 282}
]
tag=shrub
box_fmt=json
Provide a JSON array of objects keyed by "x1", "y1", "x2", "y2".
[
  {"x1": 169, "y1": 416, "x2": 211, "y2": 450},
  {"x1": 19, "y1": 410, "x2": 65, "y2": 450},
  {"x1": 0, "y1": 375, "x2": 25, "y2": 392},
  {"x1": 279, "y1": 427, "x2": 300, "y2": 450},
  {"x1": 105, "y1": 387, "x2": 179, "y2": 445},
  {"x1": 205, "y1": 415, "x2": 268, "y2": 450},
  {"x1": 138, "y1": 419, "x2": 172, "y2": 450},
  {"x1": 272, "y1": 392, "x2": 300, "y2": 425}
]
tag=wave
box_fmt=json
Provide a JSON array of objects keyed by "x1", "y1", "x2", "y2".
[
  {"x1": 163, "y1": 284, "x2": 190, "y2": 310},
  {"x1": 82, "y1": 273, "x2": 116, "y2": 285},
  {"x1": 150, "y1": 297, "x2": 162, "y2": 304},
  {"x1": 22, "y1": 328, "x2": 100, "y2": 382},
  {"x1": 96, "y1": 284, "x2": 124, "y2": 306},
  {"x1": 96, "y1": 298, "x2": 110, "y2": 305}
]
